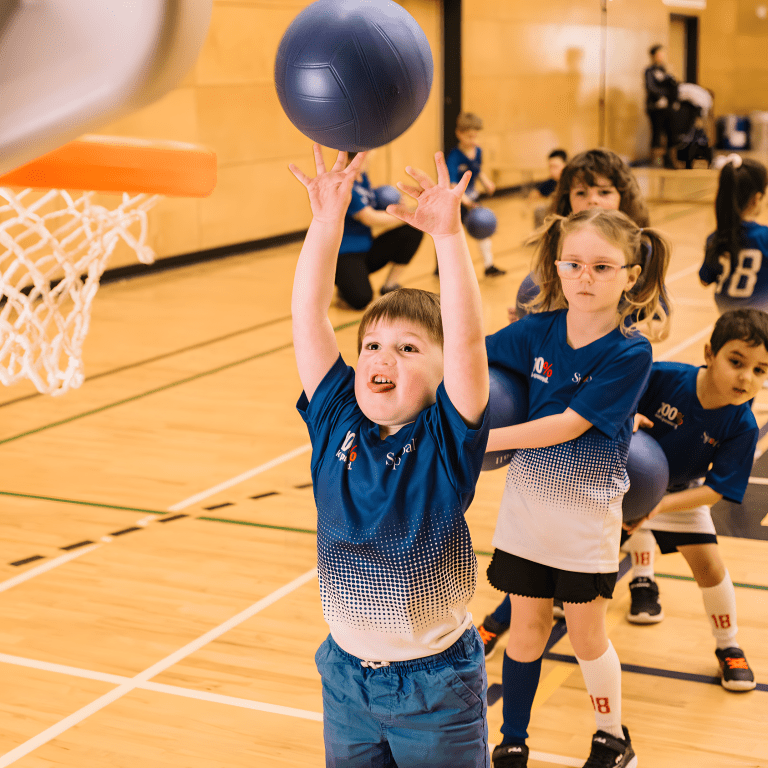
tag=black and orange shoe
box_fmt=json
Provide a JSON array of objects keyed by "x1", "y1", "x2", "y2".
[
  {"x1": 477, "y1": 615, "x2": 509, "y2": 660},
  {"x1": 492, "y1": 743, "x2": 528, "y2": 767},
  {"x1": 715, "y1": 647, "x2": 756, "y2": 691},
  {"x1": 583, "y1": 726, "x2": 637, "y2": 768}
]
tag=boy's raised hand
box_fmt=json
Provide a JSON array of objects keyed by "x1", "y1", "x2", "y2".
[
  {"x1": 289, "y1": 144, "x2": 367, "y2": 223},
  {"x1": 387, "y1": 151, "x2": 471, "y2": 238}
]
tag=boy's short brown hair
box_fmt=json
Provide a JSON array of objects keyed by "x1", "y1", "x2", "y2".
[
  {"x1": 456, "y1": 112, "x2": 483, "y2": 132},
  {"x1": 357, "y1": 288, "x2": 443, "y2": 353},
  {"x1": 710, "y1": 309, "x2": 768, "y2": 356}
]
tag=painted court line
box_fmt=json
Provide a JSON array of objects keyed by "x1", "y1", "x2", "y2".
[
  {"x1": 0, "y1": 544, "x2": 102, "y2": 593},
  {"x1": 0, "y1": 567, "x2": 318, "y2": 767},
  {"x1": 658, "y1": 324, "x2": 714, "y2": 361},
  {"x1": 168, "y1": 443, "x2": 311, "y2": 512}
]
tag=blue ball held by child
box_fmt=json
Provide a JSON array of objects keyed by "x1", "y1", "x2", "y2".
[
  {"x1": 481, "y1": 365, "x2": 529, "y2": 472},
  {"x1": 274, "y1": 0, "x2": 433, "y2": 152},
  {"x1": 623, "y1": 430, "x2": 669, "y2": 523},
  {"x1": 465, "y1": 206, "x2": 497, "y2": 239},
  {"x1": 375, "y1": 185, "x2": 401, "y2": 209}
]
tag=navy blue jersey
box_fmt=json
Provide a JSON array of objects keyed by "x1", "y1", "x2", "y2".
[
  {"x1": 446, "y1": 146, "x2": 482, "y2": 200},
  {"x1": 339, "y1": 172, "x2": 376, "y2": 255},
  {"x1": 637, "y1": 362, "x2": 757, "y2": 503},
  {"x1": 699, "y1": 221, "x2": 768, "y2": 312},
  {"x1": 297, "y1": 355, "x2": 489, "y2": 661},
  {"x1": 486, "y1": 311, "x2": 652, "y2": 572},
  {"x1": 537, "y1": 178, "x2": 557, "y2": 197}
]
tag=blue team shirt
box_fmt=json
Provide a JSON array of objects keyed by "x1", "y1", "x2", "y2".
[
  {"x1": 339, "y1": 172, "x2": 377, "y2": 255},
  {"x1": 486, "y1": 311, "x2": 653, "y2": 572},
  {"x1": 446, "y1": 146, "x2": 482, "y2": 200},
  {"x1": 637, "y1": 362, "x2": 757, "y2": 503},
  {"x1": 699, "y1": 221, "x2": 768, "y2": 312},
  {"x1": 297, "y1": 355, "x2": 490, "y2": 661}
]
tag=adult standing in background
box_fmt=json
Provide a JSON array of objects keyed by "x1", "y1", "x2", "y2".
[{"x1": 645, "y1": 44, "x2": 678, "y2": 168}]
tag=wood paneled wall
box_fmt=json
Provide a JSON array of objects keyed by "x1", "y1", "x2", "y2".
[{"x1": 96, "y1": 0, "x2": 443, "y2": 268}]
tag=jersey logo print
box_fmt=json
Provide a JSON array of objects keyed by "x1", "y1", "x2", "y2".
[
  {"x1": 336, "y1": 431, "x2": 358, "y2": 470},
  {"x1": 572, "y1": 372, "x2": 593, "y2": 385},
  {"x1": 386, "y1": 437, "x2": 417, "y2": 470},
  {"x1": 655, "y1": 401, "x2": 684, "y2": 428},
  {"x1": 702, "y1": 431, "x2": 720, "y2": 448},
  {"x1": 531, "y1": 356, "x2": 553, "y2": 384}
]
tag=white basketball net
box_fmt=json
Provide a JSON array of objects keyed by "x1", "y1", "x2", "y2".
[{"x1": 0, "y1": 187, "x2": 160, "y2": 395}]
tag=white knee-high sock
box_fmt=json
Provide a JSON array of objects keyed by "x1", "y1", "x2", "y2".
[
  {"x1": 576, "y1": 641, "x2": 623, "y2": 740},
  {"x1": 624, "y1": 528, "x2": 656, "y2": 579},
  {"x1": 701, "y1": 571, "x2": 739, "y2": 648},
  {"x1": 478, "y1": 238, "x2": 494, "y2": 268}
]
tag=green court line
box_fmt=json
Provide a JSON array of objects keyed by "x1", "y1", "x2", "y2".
[
  {"x1": 0, "y1": 319, "x2": 361, "y2": 446},
  {"x1": 655, "y1": 571, "x2": 768, "y2": 591},
  {"x1": 4, "y1": 489, "x2": 768, "y2": 591},
  {"x1": 0, "y1": 490, "x2": 167, "y2": 515}
]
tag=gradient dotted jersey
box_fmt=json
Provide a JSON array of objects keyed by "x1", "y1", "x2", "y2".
[
  {"x1": 486, "y1": 311, "x2": 652, "y2": 573},
  {"x1": 700, "y1": 221, "x2": 768, "y2": 312},
  {"x1": 636, "y1": 363, "x2": 757, "y2": 531},
  {"x1": 446, "y1": 145, "x2": 482, "y2": 201},
  {"x1": 297, "y1": 355, "x2": 489, "y2": 662}
]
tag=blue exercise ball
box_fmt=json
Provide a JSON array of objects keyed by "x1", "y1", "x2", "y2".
[
  {"x1": 624, "y1": 430, "x2": 669, "y2": 523},
  {"x1": 274, "y1": 0, "x2": 433, "y2": 151},
  {"x1": 375, "y1": 185, "x2": 401, "y2": 209},
  {"x1": 482, "y1": 365, "x2": 529, "y2": 472},
  {"x1": 465, "y1": 206, "x2": 497, "y2": 239},
  {"x1": 515, "y1": 273, "x2": 540, "y2": 318}
]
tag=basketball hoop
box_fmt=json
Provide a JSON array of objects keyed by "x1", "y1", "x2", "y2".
[{"x1": 0, "y1": 135, "x2": 216, "y2": 396}]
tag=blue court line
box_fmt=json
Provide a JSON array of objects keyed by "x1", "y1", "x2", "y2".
[{"x1": 542, "y1": 651, "x2": 767, "y2": 692}]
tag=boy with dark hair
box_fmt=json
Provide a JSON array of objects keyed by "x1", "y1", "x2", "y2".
[
  {"x1": 623, "y1": 308, "x2": 768, "y2": 691},
  {"x1": 532, "y1": 149, "x2": 568, "y2": 227},
  {"x1": 289, "y1": 145, "x2": 491, "y2": 766}
]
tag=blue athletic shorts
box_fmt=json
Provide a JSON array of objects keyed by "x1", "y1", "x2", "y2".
[{"x1": 315, "y1": 627, "x2": 489, "y2": 768}]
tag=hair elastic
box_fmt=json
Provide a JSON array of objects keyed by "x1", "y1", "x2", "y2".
[{"x1": 726, "y1": 153, "x2": 743, "y2": 169}]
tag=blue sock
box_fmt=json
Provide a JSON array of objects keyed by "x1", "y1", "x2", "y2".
[
  {"x1": 490, "y1": 594, "x2": 512, "y2": 625},
  {"x1": 500, "y1": 652, "x2": 543, "y2": 746}
]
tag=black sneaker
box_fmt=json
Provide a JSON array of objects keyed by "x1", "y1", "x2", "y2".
[
  {"x1": 583, "y1": 726, "x2": 637, "y2": 768},
  {"x1": 626, "y1": 576, "x2": 664, "y2": 624},
  {"x1": 553, "y1": 598, "x2": 565, "y2": 619},
  {"x1": 485, "y1": 264, "x2": 506, "y2": 277},
  {"x1": 477, "y1": 615, "x2": 510, "y2": 660},
  {"x1": 492, "y1": 743, "x2": 528, "y2": 767},
  {"x1": 715, "y1": 647, "x2": 756, "y2": 691}
]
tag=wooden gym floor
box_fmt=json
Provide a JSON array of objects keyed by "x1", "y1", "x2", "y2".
[{"x1": 0, "y1": 186, "x2": 766, "y2": 767}]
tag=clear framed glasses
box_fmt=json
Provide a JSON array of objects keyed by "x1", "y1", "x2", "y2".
[{"x1": 554, "y1": 260, "x2": 631, "y2": 281}]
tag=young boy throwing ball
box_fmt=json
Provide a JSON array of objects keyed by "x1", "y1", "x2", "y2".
[{"x1": 289, "y1": 145, "x2": 491, "y2": 767}]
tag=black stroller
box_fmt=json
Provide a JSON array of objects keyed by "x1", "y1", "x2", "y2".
[{"x1": 671, "y1": 83, "x2": 714, "y2": 169}]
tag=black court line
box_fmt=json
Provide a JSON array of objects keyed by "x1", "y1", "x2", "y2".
[
  {"x1": 0, "y1": 315, "x2": 293, "y2": 410},
  {"x1": 157, "y1": 514, "x2": 188, "y2": 523},
  {"x1": 294, "y1": 482, "x2": 313, "y2": 489},
  {"x1": 250, "y1": 492, "x2": 279, "y2": 500},
  {"x1": 203, "y1": 502, "x2": 235, "y2": 511},
  {"x1": 0, "y1": 320, "x2": 360, "y2": 447},
  {"x1": 108, "y1": 526, "x2": 142, "y2": 537},
  {"x1": 59, "y1": 540, "x2": 94, "y2": 551},
  {"x1": 10, "y1": 555, "x2": 45, "y2": 567}
]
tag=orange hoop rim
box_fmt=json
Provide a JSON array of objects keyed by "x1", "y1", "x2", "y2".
[{"x1": 0, "y1": 135, "x2": 217, "y2": 197}]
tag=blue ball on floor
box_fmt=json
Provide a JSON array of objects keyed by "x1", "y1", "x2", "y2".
[
  {"x1": 624, "y1": 430, "x2": 669, "y2": 523},
  {"x1": 274, "y1": 0, "x2": 433, "y2": 151},
  {"x1": 481, "y1": 365, "x2": 529, "y2": 472},
  {"x1": 465, "y1": 206, "x2": 497, "y2": 239},
  {"x1": 375, "y1": 185, "x2": 401, "y2": 209}
]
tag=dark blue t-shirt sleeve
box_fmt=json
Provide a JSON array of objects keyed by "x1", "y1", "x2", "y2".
[
  {"x1": 446, "y1": 148, "x2": 461, "y2": 184},
  {"x1": 485, "y1": 317, "x2": 532, "y2": 377},
  {"x1": 423, "y1": 382, "x2": 490, "y2": 497},
  {"x1": 705, "y1": 425, "x2": 758, "y2": 503},
  {"x1": 297, "y1": 355, "x2": 360, "y2": 453},
  {"x1": 569, "y1": 339, "x2": 652, "y2": 439}
]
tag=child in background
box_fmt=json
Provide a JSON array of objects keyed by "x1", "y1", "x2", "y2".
[
  {"x1": 335, "y1": 151, "x2": 423, "y2": 310},
  {"x1": 699, "y1": 155, "x2": 768, "y2": 314},
  {"x1": 290, "y1": 145, "x2": 491, "y2": 767},
  {"x1": 508, "y1": 149, "x2": 650, "y2": 323},
  {"x1": 445, "y1": 111, "x2": 506, "y2": 277},
  {"x1": 485, "y1": 208, "x2": 671, "y2": 768},
  {"x1": 531, "y1": 149, "x2": 568, "y2": 228},
  {"x1": 621, "y1": 309, "x2": 767, "y2": 692}
]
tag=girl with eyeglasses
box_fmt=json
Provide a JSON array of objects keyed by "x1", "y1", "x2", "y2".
[{"x1": 483, "y1": 207, "x2": 670, "y2": 768}]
